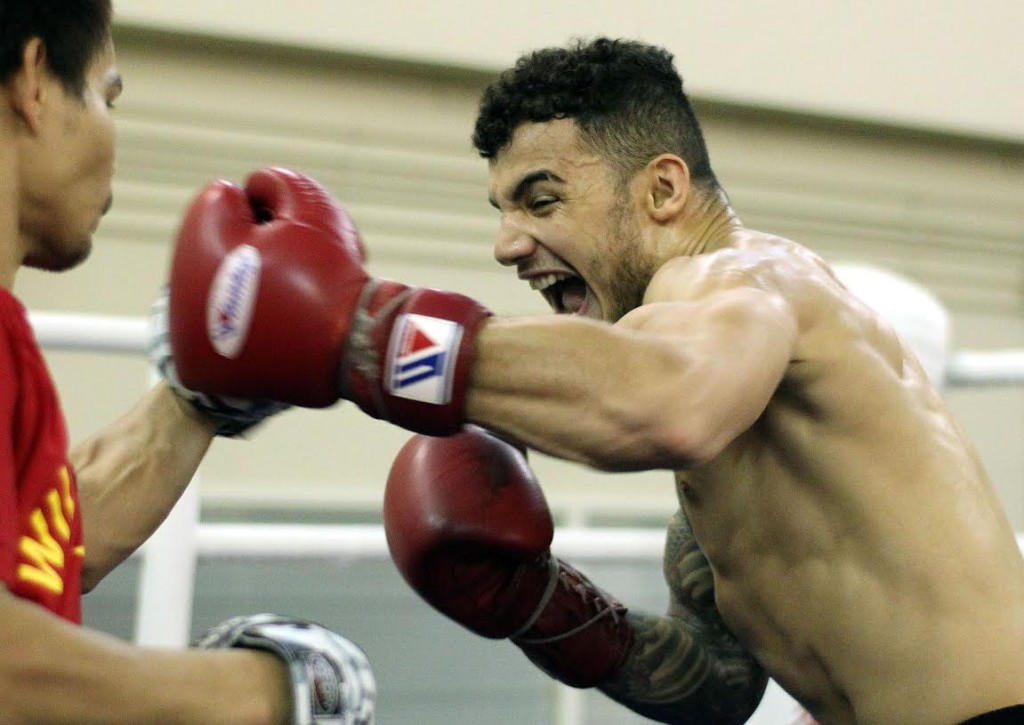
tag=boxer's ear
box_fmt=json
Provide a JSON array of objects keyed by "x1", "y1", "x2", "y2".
[
  {"x1": 7, "y1": 38, "x2": 49, "y2": 133},
  {"x1": 643, "y1": 154, "x2": 690, "y2": 223}
]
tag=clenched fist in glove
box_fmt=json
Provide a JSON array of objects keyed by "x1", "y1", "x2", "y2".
[
  {"x1": 166, "y1": 167, "x2": 491, "y2": 436},
  {"x1": 383, "y1": 426, "x2": 635, "y2": 688},
  {"x1": 150, "y1": 286, "x2": 290, "y2": 437},
  {"x1": 196, "y1": 613, "x2": 376, "y2": 725}
]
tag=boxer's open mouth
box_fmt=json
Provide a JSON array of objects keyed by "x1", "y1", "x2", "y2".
[{"x1": 530, "y1": 272, "x2": 587, "y2": 315}]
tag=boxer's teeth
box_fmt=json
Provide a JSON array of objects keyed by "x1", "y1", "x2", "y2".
[{"x1": 529, "y1": 273, "x2": 570, "y2": 291}]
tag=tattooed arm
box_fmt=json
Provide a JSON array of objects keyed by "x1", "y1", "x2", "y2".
[{"x1": 599, "y1": 510, "x2": 768, "y2": 724}]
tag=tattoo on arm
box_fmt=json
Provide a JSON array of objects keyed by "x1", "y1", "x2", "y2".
[{"x1": 599, "y1": 511, "x2": 767, "y2": 724}]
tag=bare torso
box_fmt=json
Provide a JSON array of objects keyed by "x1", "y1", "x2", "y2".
[{"x1": 669, "y1": 234, "x2": 1024, "y2": 724}]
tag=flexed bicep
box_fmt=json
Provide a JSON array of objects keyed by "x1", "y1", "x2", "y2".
[{"x1": 616, "y1": 258, "x2": 798, "y2": 465}]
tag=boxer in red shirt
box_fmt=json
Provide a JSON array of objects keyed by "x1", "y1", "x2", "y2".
[
  {"x1": 0, "y1": 289, "x2": 85, "y2": 623},
  {"x1": 0, "y1": 3, "x2": 374, "y2": 722}
]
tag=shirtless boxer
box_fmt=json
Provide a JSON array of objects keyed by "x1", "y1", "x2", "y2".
[
  {"x1": 167, "y1": 38, "x2": 1024, "y2": 724},
  {"x1": 0, "y1": 2, "x2": 375, "y2": 721}
]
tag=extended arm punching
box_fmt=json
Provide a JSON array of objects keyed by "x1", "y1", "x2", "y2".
[
  {"x1": 165, "y1": 166, "x2": 490, "y2": 437},
  {"x1": 163, "y1": 168, "x2": 795, "y2": 474},
  {"x1": 465, "y1": 282, "x2": 794, "y2": 472}
]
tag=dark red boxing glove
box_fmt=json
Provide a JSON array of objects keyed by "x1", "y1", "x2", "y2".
[
  {"x1": 384, "y1": 426, "x2": 634, "y2": 688},
  {"x1": 167, "y1": 167, "x2": 491, "y2": 435}
]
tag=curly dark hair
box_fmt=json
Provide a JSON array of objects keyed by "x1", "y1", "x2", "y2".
[
  {"x1": 0, "y1": 0, "x2": 113, "y2": 97},
  {"x1": 472, "y1": 37, "x2": 717, "y2": 189}
]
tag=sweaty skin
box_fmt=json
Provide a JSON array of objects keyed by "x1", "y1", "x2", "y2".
[
  {"x1": 664, "y1": 236, "x2": 1024, "y2": 724},
  {"x1": 468, "y1": 120, "x2": 1024, "y2": 724}
]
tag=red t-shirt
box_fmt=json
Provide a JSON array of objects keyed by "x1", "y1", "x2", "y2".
[{"x1": 0, "y1": 289, "x2": 83, "y2": 623}]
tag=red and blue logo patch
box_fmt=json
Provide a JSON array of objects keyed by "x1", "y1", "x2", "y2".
[{"x1": 385, "y1": 314, "x2": 463, "y2": 404}]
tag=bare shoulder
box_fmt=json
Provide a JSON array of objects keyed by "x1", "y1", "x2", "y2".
[
  {"x1": 632, "y1": 230, "x2": 905, "y2": 386},
  {"x1": 682, "y1": 234, "x2": 912, "y2": 394},
  {"x1": 625, "y1": 232, "x2": 833, "y2": 345},
  {"x1": 644, "y1": 232, "x2": 837, "y2": 309}
]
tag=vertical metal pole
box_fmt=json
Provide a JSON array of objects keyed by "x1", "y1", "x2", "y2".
[
  {"x1": 133, "y1": 478, "x2": 200, "y2": 647},
  {"x1": 133, "y1": 366, "x2": 200, "y2": 648},
  {"x1": 553, "y1": 502, "x2": 588, "y2": 725},
  {"x1": 553, "y1": 683, "x2": 585, "y2": 725}
]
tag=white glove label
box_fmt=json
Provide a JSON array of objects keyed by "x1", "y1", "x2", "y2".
[
  {"x1": 385, "y1": 314, "x2": 462, "y2": 404},
  {"x1": 206, "y1": 244, "x2": 261, "y2": 359}
]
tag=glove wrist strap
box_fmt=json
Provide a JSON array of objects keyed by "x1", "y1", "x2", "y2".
[{"x1": 340, "y1": 282, "x2": 492, "y2": 436}]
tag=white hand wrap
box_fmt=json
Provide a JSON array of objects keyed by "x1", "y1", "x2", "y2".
[{"x1": 196, "y1": 613, "x2": 376, "y2": 724}]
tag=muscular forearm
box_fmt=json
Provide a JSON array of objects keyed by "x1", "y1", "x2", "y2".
[
  {"x1": 467, "y1": 316, "x2": 695, "y2": 472},
  {"x1": 599, "y1": 610, "x2": 767, "y2": 725},
  {"x1": 71, "y1": 382, "x2": 215, "y2": 590},
  {"x1": 0, "y1": 591, "x2": 288, "y2": 724}
]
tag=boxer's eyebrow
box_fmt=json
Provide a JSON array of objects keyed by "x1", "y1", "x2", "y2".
[{"x1": 489, "y1": 170, "x2": 564, "y2": 210}]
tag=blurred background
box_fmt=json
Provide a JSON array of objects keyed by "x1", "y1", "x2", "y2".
[{"x1": 19, "y1": 1, "x2": 1023, "y2": 722}]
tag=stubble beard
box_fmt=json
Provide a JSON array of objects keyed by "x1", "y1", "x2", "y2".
[{"x1": 602, "y1": 200, "x2": 656, "y2": 323}]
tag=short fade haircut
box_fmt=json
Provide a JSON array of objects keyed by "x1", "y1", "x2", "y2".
[
  {"x1": 0, "y1": 0, "x2": 113, "y2": 97},
  {"x1": 472, "y1": 37, "x2": 718, "y2": 190}
]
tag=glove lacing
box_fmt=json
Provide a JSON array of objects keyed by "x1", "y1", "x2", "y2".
[{"x1": 510, "y1": 556, "x2": 624, "y2": 645}]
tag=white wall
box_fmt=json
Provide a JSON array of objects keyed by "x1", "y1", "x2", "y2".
[{"x1": 114, "y1": 0, "x2": 1024, "y2": 141}]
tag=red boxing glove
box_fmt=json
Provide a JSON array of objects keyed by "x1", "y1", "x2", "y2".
[
  {"x1": 168, "y1": 167, "x2": 490, "y2": 435},
  {"x1": 384, "y1": 427, "x2": 634, "y2": 688}
]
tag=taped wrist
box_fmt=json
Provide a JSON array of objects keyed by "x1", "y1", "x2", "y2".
[
  {"x1": 195, "y1": 614, "x2": 376, "y2": 725},
  {"x1": 176, "y1": 386, "x2": 290, "y2": 438},
  {"x1": 340, "y1": 280, "x2": 492, "y2": 436}
]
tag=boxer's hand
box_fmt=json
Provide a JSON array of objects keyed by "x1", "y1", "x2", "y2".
[
  {"x1": 167, "y1": 167, "x2": 491, "y2": 436},
  {"x1": 149, "y1": 288, "x2": 289, "y2": 437},
  {"x1": 384, "y1": 426, "x2": 634, "y2": 688},
  {"x1": 196, "y1": 613, "x2": 376, "y2": 725}
]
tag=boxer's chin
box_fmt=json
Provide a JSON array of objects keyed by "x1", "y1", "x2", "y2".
[{"x1": 24, "y1": 238, "x2": 93, "y2": 272}]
